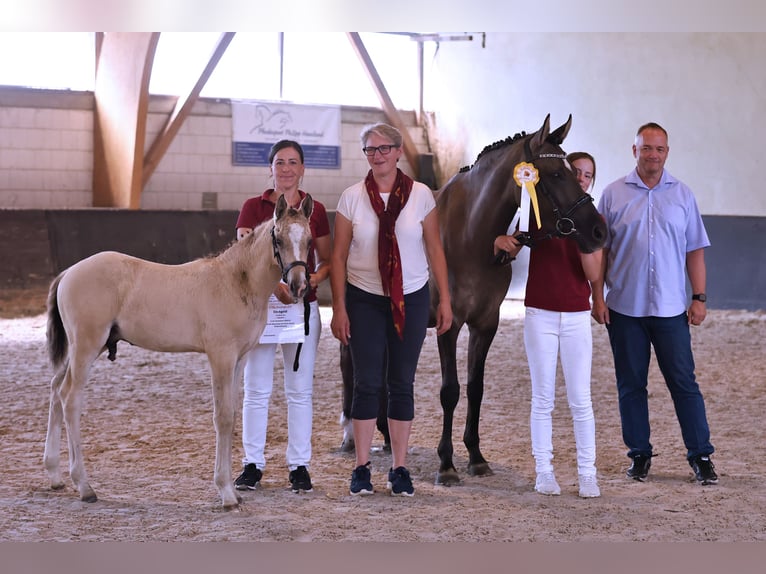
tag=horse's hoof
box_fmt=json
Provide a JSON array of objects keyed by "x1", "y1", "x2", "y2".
[
  {"x1": 340, "y1": 438, "x2": 355, "y2": 453},
  {"x1": 435, "y1": 469, "x2": 461, "y2": 486},
  {"x1": 81, "y1": 493, "x2": 98, "y2": 503},
  {"x1": 50, "y1": 482, "x2": 65, "y2": 491},
  {"x1": 467, "y1": 462, "x2": 493, "y2": 477}
]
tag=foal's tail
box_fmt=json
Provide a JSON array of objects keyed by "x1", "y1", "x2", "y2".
[{"x1": 46, "y1": 272, "x2": 68, "y2": 369}]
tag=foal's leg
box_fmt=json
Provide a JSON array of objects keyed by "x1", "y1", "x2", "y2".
[
  {"x1": 208, "y1": 353, "x2": 242, "y2": 510},
  {"x1": 60, "y1": 343, "x2": 100, "y2": 502},
  {"x1": 43, "y1": 365, "x2": 67, "y2": 490}
]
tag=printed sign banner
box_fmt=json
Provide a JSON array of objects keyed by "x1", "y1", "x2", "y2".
[{"x1": 231, "y1": 100, "x2": 341, "y2": 169}]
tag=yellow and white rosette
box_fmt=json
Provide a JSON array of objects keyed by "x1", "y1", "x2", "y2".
[{"x1": 513, "y1": 161, "x2": 541, "y2": 232}]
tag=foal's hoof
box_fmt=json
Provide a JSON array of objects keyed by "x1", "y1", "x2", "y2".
[
  {"x1": 435, "y1": 468, "x2": 461, "y2": 486},
  {"x1": 467, "y1": 462, "x2": 493, "y2": 477}
]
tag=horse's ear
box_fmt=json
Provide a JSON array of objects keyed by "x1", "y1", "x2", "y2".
[
  {"x1": 274, "y1": 194, "x2": 288, "y2": 221},
  {"x1": 548, "y1": 114, "x2": 572, "y2": 145},
  {"x1": 528, "y1": 114, "x2": 551, "y2": 154},
  {"x1": 300, "y1": 194, "x2": 314, "y2": 219}
]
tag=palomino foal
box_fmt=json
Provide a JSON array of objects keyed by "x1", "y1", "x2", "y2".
[{"x1": 44, "y1": 194, "x2": 314, "y2": 509}]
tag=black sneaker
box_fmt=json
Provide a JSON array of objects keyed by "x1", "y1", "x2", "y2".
[
  {"x1": 387, "y1": 466, "x2": 414, "y2": 497},
  {"x1": 350, "y1": 461, "x2": 374, "y2": 496},
  {"x1": 690, "y1": 455, "x2": 718, "y2": 485},
  {"x1": 289, "y1": 465, "x2": 313, "y2": 493},
  {"x1": 626, "y1": 454, "x2": 652, "y2": 481},
  {"x1": 234, "y1": 463, "x2": 262, "y2": 490}
]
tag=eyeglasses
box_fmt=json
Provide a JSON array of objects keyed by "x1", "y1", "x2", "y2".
[{"x1": 362, "y1": 145, "x2": 398, "y2": 156}]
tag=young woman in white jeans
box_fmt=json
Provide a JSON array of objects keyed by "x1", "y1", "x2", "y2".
[
  {"x1": 234, "y1": 140, "x2": 331, "y2": 493},
  {"x1": 493, "y1": 151, "x2": 602, "y2": 498}
]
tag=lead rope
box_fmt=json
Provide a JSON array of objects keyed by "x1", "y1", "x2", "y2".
[{"x1": 291, "y1": 293, "x2": 311, "y2": 372}]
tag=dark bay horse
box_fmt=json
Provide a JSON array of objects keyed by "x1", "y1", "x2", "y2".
[
  {"x1": 340, "y1": 115, "x2": 606, "y2": 485},
  {"x1": 44, "y1": 194, "x2": 314, "y2": 509},
  {"x1": 430, "y1": 114, "x2": 606, "y2": 484}
]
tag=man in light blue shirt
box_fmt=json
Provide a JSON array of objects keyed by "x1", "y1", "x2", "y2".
[{"x1": 592, "y1": 122, "x2": 718, "y2": 486}]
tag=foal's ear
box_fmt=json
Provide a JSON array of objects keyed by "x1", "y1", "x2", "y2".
[
  {"x1": 528, "y1": 114, "x2": 552, "y2": 154},
  {"x1": 299, "y1": 194, "x2": 314, "y2": 219},
  {"x1": 274, "y1": 194, "x2": 288, "y2": 221},
  {"x1": 547, "y1": 114, "x2": 572, "y2": 145}
]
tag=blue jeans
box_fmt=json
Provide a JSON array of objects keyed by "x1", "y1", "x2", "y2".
[
  {"x1": 606, "y1": 309, "x2": 714, "y2": 461},
  {"x1": 346, "y1": 282, "x2": 430, "y2": 421}
]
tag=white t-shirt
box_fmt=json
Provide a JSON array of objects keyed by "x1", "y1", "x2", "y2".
[{"x1": 336, "y1": 179, "x2": 436, "y2": 296}]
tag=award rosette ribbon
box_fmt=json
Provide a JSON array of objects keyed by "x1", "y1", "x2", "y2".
[{"x1": 513, "y1": 161, "x2": 541, "y2": 232}]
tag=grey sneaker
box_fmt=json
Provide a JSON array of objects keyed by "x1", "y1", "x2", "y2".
[
  {"x1": 387, "y1": 466, "x2": 414, "y2": 497},
  {"x1": 578, "y1": 474, "x2": 601, "y2": 498},
  {"x1": 534, "y1": 472, "x2": 561, "y2": 495},
  {"x1": 234, "y1": 463, "x2": 262, "y2": 490},
  {"x1": 350, "y1": 461, "x2": 373, "y2": 496}
]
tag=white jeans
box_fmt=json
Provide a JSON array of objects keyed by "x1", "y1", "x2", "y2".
[
  {"x1": 241, "y1": 301, "x2": 320, "y2": 471},
  {"x1": 524, "y1": 307, "x2": 597, "y2": 477}
]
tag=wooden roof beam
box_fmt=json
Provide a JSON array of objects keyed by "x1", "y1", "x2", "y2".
[
  {"x1": 143, "y1": 32, "x2": 236, "y2": 188},
  {"x1": 346, "y1": 33, "x2": 420, "y2": 179},
  {"x1": 92, "y1": 32, "x2": 160, "y2": 209}
]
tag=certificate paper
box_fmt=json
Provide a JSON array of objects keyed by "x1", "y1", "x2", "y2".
[{"x1": 259, "y1": 294, "x2": 305, "y2": 344}]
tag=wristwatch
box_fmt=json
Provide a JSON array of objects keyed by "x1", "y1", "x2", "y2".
[{"x1": 692, "y1": 293, "x2": 707, "y2": 303}]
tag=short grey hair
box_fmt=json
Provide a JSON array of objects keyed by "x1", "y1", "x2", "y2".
[{"x1": 360, "y1": 122, "x2": 403, "y2": 147}]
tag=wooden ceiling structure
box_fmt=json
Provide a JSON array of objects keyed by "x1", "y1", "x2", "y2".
[{"x1": 92, "y1": 32, "x2": 420, "y2": 208}]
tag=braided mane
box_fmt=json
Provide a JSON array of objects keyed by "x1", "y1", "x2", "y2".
[{"x1": 458, "y1": 131, "x2": 527, "y2": 173}]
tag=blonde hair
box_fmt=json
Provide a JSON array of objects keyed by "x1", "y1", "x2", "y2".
[{"x1": 360, "y1": 122, "x2": 403, "y2": 147}]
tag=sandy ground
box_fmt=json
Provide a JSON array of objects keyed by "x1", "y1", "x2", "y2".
[{"x1": 1, "y1": 286, "x2": 765, "y2": 542}]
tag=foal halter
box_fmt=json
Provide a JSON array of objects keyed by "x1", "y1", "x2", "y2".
[
  {"x1": 270, "y1": 225, "x2": 310, "y2": 285},
  {"x1": 270, "y1": 224, "x2": 311, "y2": 371}
]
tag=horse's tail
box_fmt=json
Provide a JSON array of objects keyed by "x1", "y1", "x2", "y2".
[{"x1": 46, "y1": 272, "x2": 68, "y2": 368}]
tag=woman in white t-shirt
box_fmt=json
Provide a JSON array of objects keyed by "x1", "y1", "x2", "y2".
[{"x1": 330, "y1": 122, "x2": 452, "y2": 498}]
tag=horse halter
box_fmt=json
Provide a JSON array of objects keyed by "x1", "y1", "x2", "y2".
[
  {"x1": 270, "y1": 225, "x2": 310, "y2": 285},
  {"x1": 516, "y1": 138, "x2": 594, "y2": 248}
]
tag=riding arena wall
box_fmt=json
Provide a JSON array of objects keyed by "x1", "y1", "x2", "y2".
[{"x1": 0, "y1": 84, "x2": 763, "y2": 310}]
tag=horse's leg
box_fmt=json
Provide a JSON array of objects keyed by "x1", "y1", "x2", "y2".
[
  {"x1": 60, "y1": 344, "x2": 99, "y2": 502},
  {"x1": 464, "y1": 323, "x2": 499, "y2": 477},
  {"x1": 208, "y1": 353, "x2": 242, "y2": 510},
  {"x1": 435, "y1": 324, "x2": 462, "y2": 485},
  {"x1": 377, "y1": 346, "x2": 391, "y2": 452},
  {"x1": 339, "y1": 342, "x2": 355, "y2": 452},
  {"x1": 43, "y1": 364, "x2": 67, "y2": 490}
]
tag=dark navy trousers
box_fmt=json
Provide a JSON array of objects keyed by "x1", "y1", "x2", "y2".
[
  {"x1": 606, "y1": 309, "x2": 714, "y2": 461},
  {"x1": 346, "y1": 282, "x2": 430, "y2": 421}
]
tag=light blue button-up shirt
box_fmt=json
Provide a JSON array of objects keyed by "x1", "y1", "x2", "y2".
[{"x1": 598, "y1": 168, "x2": 710, "y2": 318}]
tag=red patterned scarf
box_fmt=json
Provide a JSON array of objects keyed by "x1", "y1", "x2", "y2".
[{"x1": 364, "y1": 168, "x2": 413, "y2": 339}]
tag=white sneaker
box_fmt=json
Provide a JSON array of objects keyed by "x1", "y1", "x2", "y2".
[
  {"x1": 534, "y1": 472, "x2": 561, "y2": 495},
  {"x1": 578, "y1": 474, "x2": 601, "y2": 498}
]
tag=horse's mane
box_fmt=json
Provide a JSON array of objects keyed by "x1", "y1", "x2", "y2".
[
  {"x1": 206, "y1": 217, "x2": 273, "y2": 262},
  {"x1": 458, "y1": 131, "x2": 527, "y2": 173}
]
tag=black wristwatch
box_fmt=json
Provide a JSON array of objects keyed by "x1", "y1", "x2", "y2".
[{"x1": 692, "y1": 293, "x2": 707, "y2": 303}]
